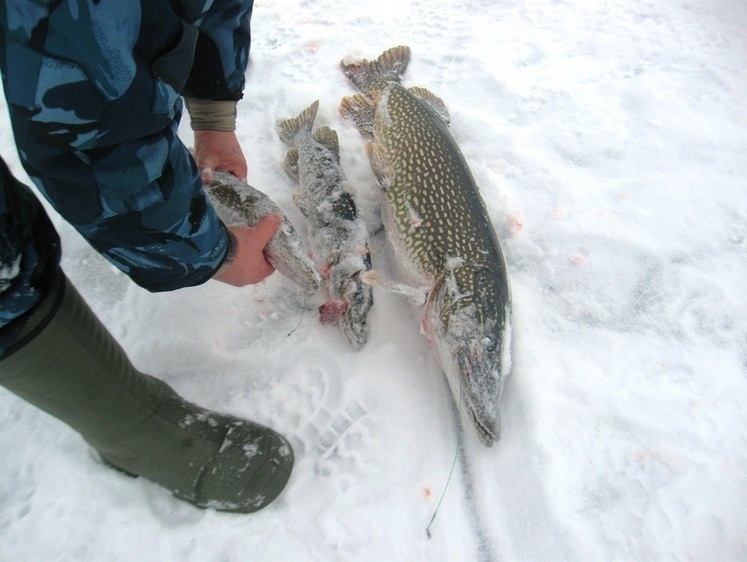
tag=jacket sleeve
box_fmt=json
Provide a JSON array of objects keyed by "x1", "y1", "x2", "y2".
[
  {"x1": 0, "y1": 1, "x2": 231, "y2": 293},
  {"x1": 183, "y1": 0, "x2": 255, "y2": 101}
]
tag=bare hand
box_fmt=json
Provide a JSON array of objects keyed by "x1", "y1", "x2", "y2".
[
  {"x1": 212, "y1": 214, "x2": 282, "y2": 287},
  {"x1": 193, "y1": 130, "x2": 248, "y2": 184}
]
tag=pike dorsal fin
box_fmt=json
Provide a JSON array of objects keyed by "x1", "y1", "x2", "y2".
[
  {"x1": 313, "y1": 126, "x2": 340, "y2": 159},
  {"x1": 340, "y1": 94, "x2": 377, "y2": 136},
  {"x1": 409, "y1": 87, "x2": 450, "y2": 124}
]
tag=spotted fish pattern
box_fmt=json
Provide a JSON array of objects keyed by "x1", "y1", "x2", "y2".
[{"x1": 340, "y1": 46, "x2": 512, "y2": 445}]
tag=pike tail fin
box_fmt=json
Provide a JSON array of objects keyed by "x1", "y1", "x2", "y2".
[
  {"x1": 277, "y1": 100, "x2": 319, "y2": 144},
  {"x1": 340, "y1": 45, "x2": 411, "y2": 94}
]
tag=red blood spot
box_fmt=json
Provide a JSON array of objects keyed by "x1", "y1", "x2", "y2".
[
  {"x1": 424, "y1": 487, "x2": 433, "y2": 499},
  {"x1": 319, "y1": 262, "x2": 332, "y2": 279},
  {"x1": 508, "y1": 211, "x2": 524, "y2": 233},
  {"x1": 319, "y1": 300, "x2": 348, "y2": 324}
]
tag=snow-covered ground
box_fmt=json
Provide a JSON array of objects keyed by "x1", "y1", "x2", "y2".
[{"x1": 1, "y1": 0, "x2": 746, "y2": 560}]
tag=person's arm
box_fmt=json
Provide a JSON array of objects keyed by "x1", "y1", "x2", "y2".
[
  {"x1": 183, "y1": 0, "x2": 255, "y2": 181},
  {"x1": 181, "y1": 0, "x2": 283, "y2": 286},
  {"x1": 0, "y1": 2, "x2": 272, "y2": 292}
]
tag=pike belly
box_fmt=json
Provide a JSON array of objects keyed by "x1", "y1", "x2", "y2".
[{"x1": 374, "y1": 85, "x2": 511, "y2": 444}]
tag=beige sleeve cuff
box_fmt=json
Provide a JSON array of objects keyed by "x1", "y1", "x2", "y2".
[{"x1": 183, "y1": 98, "x2": 237, "y2": 131}]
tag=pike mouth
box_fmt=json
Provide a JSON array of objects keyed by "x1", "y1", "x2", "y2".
[
  {"x1": 455, "y1": 348, "x2": 500, "y2": 446},
  {"x1": 467, "y1": 405, "x2": 498, "y2": 446}
]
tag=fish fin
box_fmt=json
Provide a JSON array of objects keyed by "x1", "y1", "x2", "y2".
[
  {"x1": 313, "y1": 126, "x2": 340, "y2": 159},
  {"x1": 361, "y1": 270, "x2": 428, "y2": 305},
  {"x1": 277, "y1": 100, "x2": 319, "y2": 143},
  {"x1": 340, "y1": 94, "x2": 376, "y2": 135},
  {"x1": 409, "y1": 87, "x2": 450, "y2": 124},
  {"x1": 366, "y1": 142, "x2": 394, "y2": 190},
  {"x1": 283, "y1": 148, "x2": 300, "y2": 179},
  {"x1": 340, "y1": 45, "x2": 411, "y2": 93},
  {"x1": 292, "y1": 192, "x2": 312, "y2": 218}
]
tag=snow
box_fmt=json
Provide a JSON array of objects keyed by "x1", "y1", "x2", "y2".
[{"x1": 1, "y1": 0, "x2": 746, "y2": 560}]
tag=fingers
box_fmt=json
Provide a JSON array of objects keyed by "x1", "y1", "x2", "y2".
[
  {"x1": 193, "y1": 130, "x2": 248, "y2": 181},
  {"x1": 212, "y1": 217, "x2": 282, "y2": 287},
  {"x1": 200, "y1": 167, "x2": 214, "y2": 184},
  {"x1": 253, "y1": 213, "x2": 283, "y2": 248}
]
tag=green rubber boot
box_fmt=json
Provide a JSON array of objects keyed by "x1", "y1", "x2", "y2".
[{"x1": 0, "y1": 270, "x2": 293, "y2": 513}]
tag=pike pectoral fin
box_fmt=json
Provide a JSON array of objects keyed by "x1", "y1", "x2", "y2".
[
  {"x1": 283, "y1": 148, "x2": 300, "y2": 180},
  {"x1": 361, "y1": 270, "x2": 427, "y2": 305},
  {"x1": 313, "y1": 126, "x2": 341, "y2": 159},
  {"x1": 408, "y1": 87, "x2": 450, "y2": 124},
  {"x1": 292, "y1": 192, "x2": 311, "y2": 219},
  {"x1": 366, "y1": 142, "x2": 394, "y2": 190}
]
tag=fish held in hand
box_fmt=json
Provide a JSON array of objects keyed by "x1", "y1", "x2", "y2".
[
  {"x1": 206, "y1": 171, "x2": 321, "y2": 294},
  {"x1": 341, "y1": 46, "x2": 512, "y2": 445}
]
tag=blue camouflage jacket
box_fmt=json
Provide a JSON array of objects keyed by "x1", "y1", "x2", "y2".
[{"x1": 0, "y1": 1, "x2": 254, "y2": 344}]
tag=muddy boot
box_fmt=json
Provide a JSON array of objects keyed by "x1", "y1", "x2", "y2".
[{"x1": 0, "y1": 270, "x2": 293, "y2": 512}]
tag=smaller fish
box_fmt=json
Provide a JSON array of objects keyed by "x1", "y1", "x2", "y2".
[
  {"x1": 206, "y1": 170, "x2": 321, "y2": 294},
  {"x1": 277, "y1": 101, "x2": 373, "y2": 349}
]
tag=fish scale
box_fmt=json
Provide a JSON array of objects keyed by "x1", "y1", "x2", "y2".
[
  {"x1": 341, "y1": 46, "x2": 511, "y2": 446},
  {"x1": 380, "y1": 84, "x2": 507, "y2": 327}
]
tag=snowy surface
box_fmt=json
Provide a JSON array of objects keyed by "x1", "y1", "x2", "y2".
[{"x1": 2, "y1": 0, "x2": 746, "y2": 560}]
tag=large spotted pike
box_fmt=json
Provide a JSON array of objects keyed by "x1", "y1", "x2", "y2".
[
  {"x1": 340, "y1": 46, "x2": 511, "y2": 446},
  {"x1": 277, "y1": 101, "x2": 373, "y2": 350},
  {"x1": 206, "y1": 171, "x2": 321, "y2": 294}
]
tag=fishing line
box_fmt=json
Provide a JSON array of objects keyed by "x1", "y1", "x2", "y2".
[
  {"x1": 286, "y1": 293, "x2": 306, "y2": 337},
  {"x1": 426, "y1": 385, "x2": 462, "y2": 539},
  {"x1": 426, "y1": 433, "x2": 459, "y2": 539}
]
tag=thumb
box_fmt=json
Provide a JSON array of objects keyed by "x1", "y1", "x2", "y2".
[
  {"x1": 252, "y1": 213, "x2": 282, "y2": 248},
  {"x1": 200, "y1": 167, "x2": 214, "y2": 185}
]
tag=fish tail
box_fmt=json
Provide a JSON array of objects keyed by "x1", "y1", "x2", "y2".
[
  {"x1": 277, "y1": 100, "x2": 320, "y2": 144},
  {"x1": 340, "y1": 45, "x2": 411, "y2": 94}
]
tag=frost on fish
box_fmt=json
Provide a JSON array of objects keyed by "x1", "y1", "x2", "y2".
[
  {"x1": 420, "y1": 262, "x2": 511, "y2": 446},
  {"x1": 277, "y1": 101, "x2": 373, "y2": 350},
  {"x1": 341, "y1": 46, "x2": 512, "y2": 445},
  {"x1": 206, "y1": 170, "x2": 321, "y2": 294}
]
